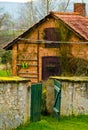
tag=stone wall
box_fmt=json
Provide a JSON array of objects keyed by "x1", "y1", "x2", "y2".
[
  {"x1": 0, "y1": 77, "x2": 30, "y2": 130},
  {"x1": 46, "y1": 77, "x2": 88, "y2": 116}
]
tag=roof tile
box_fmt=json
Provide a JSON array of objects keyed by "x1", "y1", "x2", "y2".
[{"x1": 53, "y1": 13, "x2": 88, "y2": 40}]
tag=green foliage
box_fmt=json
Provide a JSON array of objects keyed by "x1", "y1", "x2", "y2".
[
  {"x1": 55, "y1": 22, "x2": 72, "y2": 76},
  {"x1": 42, "y1": 79, "x2": 54, "y2": 115},
  {"x1": 55, "y1": 21, "x2": 88, "y2": 76},
  {"x1": 0, "y1": 50, "x2": 12, "y2": 76},
  {"x1": 42, "y1": 81, "x2": 47, "y2": 115},
  {"x1": 21, "y1": 62, "x2": 29, "y2": 69},
  {"x1": 59, "y1": 55, "x2": 88, "y2": 76},
  {"x1": 57, "y1": 26, "x2": 71, "y2": 41},
  {"x1": 59, "y1": 44, "x2": 71, "y2": 76},
  {"x1": 0, "y1": 70, "x2": 12, "y2": 76},
  {"x1": 1, "y1": 50, "x2": 12, "y2": 64},
  {"x1": 69, "y1": 57, "x2": 88, "y2": 76},
  {"x1": 13, "y1": 115, "x2": 88, "y2": 130}
]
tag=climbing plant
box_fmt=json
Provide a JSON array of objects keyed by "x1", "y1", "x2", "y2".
[
  {"x1": 55, "y1": 21, "x2": 72, "y2": 76},
  {"x1": 55, "y1": 20, "x2": 88, "y2": 76}
]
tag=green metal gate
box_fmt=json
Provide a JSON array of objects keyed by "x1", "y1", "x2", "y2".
[
  {"x1": 53, "y1": 79, "x2": 62, "y2": 119},
  {"x1": 30, "y1": 83, "x2": 42, "y2": 122}
]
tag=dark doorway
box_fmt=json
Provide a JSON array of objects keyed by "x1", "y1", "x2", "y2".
[{"x1": 42, "y1": 56, "x2": 61, "y2": 80}]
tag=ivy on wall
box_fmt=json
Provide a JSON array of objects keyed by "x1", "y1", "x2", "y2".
[
  {"x1": 55, "y1": 21, "x2": 72, "y2": 76},
  {"x1": 55, "y1": 20, "x2": 88, "y2": 76}
]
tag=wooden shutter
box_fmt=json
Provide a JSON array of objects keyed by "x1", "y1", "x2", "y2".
[{"x1": 44, "y1": 28, "x2": 59, "y2": 48}]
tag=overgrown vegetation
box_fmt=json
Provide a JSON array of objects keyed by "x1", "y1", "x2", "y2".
[
  {"x1": 42, "y1": 79, "x2": 54, "y2": 115},
  {"x1": 13, "y1": 115, "x2": 88, "y2": 130},
  {"x1": 0, "y1": 70, "x2": 12, "y2": 76},
  {"x1": 59, "y1": 45, "x2": 88, "y2": 76},
  {"x1": 55, "y1": 21, "x2": 88, "y2": 76},
  {"x1": 0, "y1": 50, "x2": 12, "y2": 76},
  {"x1": 1, "y1": 50, "x2": 12, "y2": 64}
]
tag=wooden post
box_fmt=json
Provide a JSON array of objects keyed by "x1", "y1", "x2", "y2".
[
  {"x1": 37, "y1": 30, "x2": 40, "y2": 82},
  {"x1": 12, "y1": 44, "x2": 17, "y2": 76}
]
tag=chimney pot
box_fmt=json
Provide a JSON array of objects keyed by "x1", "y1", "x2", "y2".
[{"x1": 74, "y1": 3, "x2": 86, "y2": 16}]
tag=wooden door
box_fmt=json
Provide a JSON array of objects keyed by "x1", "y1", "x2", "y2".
[{"x1": 42, "y1": 56, "x2": 61, "y2": 80}]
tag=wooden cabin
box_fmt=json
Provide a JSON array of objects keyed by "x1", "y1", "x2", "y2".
[{"x1": 4, "y1": 3, "x2": 88, "y2": 83}]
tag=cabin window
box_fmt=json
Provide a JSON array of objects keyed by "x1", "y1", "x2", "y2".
[{"x1": 44, "y1": 27, "x2": 59, "y2": 48}]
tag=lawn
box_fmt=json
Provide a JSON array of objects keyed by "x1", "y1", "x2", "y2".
[{"x1": 13, "y1": 115, "x2": 88, "y2": 130}]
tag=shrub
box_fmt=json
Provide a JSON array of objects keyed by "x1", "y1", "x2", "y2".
[{"x1": 1, "y1": 50, "x2": 12, "y2": 64}]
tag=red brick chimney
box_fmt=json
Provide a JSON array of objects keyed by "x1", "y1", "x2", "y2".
[{"x1": 74, "y1": 3, "x2": 86, "y2": 16}]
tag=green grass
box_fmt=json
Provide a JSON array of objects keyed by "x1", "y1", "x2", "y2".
[
  {"x1": 13, "y1": 115, "x2": 88, "y2": 130},
  {"x1": 0, "y1": 70, "x2": 12, "y2": 76}
]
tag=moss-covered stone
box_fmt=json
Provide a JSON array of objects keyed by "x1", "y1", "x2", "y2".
[
  {"x1": 0, "y1": 76, "x2": 30, "y2": 83},
  {"x1": 50, "y1": 76, "x2": 88, "y2": 82}
]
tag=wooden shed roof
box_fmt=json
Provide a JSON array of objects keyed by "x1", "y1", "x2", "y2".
[{"x1": 4, "y1": 12, "x2": 88, "y2": 50}]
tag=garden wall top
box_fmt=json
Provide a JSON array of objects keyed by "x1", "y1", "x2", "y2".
[
  {"x1": 50, "y1": 76, "x2": 88, "y2": 82},
  {"x1": 0, "y1": 76, "x2": 30, "y2": 83}
]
